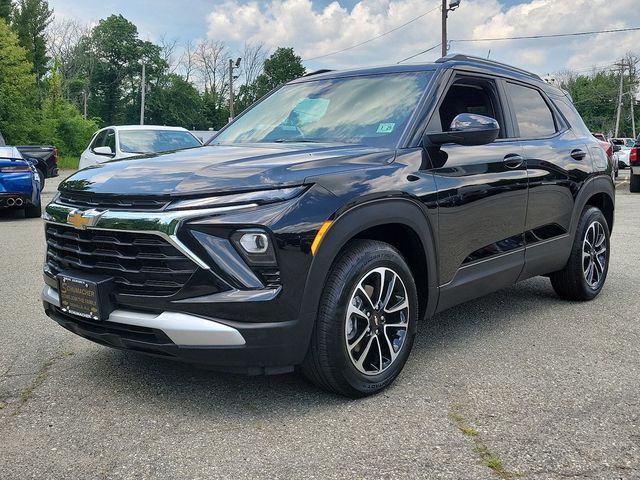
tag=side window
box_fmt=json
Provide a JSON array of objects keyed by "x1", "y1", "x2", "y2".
[
  {"x1": 437, "y1": 78, "x2": 504, "y2": 138},
  {"x1": 90, "y1": 130, "x2": 106, "y2": 150},
  {"x1": 552, "y1": 96, "x2": 592, "y2": 137},
  {"x1": 507, "y1": 83, "x2": 557, "y2": 138},
  {"x1": 105, "y1": 129, "x2": 116, "y2": 153}
]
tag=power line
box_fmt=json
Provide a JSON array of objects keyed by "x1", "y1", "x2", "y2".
[
  {"x1": 303, "y1": 3, "x2": 440, "y2": 62},
  {"x1": 451, "y1": 26, "x2": 640, "y2": 43},
  {"x1": 397, "y1": 43, "x2": 441, "y2": 64}
]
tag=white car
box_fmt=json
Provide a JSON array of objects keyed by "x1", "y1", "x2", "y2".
[
  {"x1": 79, "y1": 125, "x2": 202, "y2": 169},
  {"x1": 611, "y1": 137, "x2": 635, "y2": 168}
]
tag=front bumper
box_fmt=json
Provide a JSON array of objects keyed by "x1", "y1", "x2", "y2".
[{"x1": 43, "y1": 285, "x2": 306, "y2": 374}]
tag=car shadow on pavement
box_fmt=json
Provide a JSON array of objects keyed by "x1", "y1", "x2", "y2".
[{"x1": 78, "y1": 277, "x2": 564, "y2": 411}]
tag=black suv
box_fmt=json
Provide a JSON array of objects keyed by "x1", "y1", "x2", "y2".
[{"x1": 42, "y1": 55, "x2": 614, "y2": 397}]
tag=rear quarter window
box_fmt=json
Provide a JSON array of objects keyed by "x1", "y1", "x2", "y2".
[{"x1": 551, "y1": 96, "x2": 592, "y2": 138}]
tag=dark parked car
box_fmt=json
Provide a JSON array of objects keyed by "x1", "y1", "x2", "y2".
[
  {"x1": 0, "y1": 146, "x2": 42, "y2": 217},
  {"x1": 41, "y1": 55, "x2": 614, "y2": 397},
  {"x1": 629, "y1": 143, "x2": 640, "y2": 192},
  {"x1": 0, "y1": 129, "x2": 59, "y2": 186}
]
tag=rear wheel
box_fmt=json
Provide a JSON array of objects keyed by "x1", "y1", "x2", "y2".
[
  {"x1": 302, "y1": 240, "x2": 418, "y2": 397},
  {"x1": 631, "y1": 174, "x2": 640, "y2": 193},
  {"x1": 550, "y1": 207, "x2": 609, "y2": 301}
]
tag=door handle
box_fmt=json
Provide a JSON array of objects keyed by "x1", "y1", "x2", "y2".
[
  {"x1": 503, "y1": 154, "x2": 524, "y2": 169},
  {"x1": 570, "y1": 149, "x2": 587, "y2": 160}
]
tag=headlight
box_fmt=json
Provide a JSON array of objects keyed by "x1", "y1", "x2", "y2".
[{"x1": 166, "y1": 185, "x2": 308, "y2": 211}]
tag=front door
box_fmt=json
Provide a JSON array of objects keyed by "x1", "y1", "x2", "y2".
[{"x1": 426, "y1": 74, "x2": 528, "y2": 311}]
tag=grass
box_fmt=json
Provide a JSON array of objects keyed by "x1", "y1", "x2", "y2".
[
  {"x1": 450, "y1": 406, "x2": 520, "y2": 479},
  {"x1": 57, "y1": 156, "x2": 79, "y2": 170}
]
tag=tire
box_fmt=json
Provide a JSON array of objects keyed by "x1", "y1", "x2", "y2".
[
  {"x1": 24, "y1": 201, "x2": 42, "y2": 218},
  {"x1": 302, "y1": 239, "x2": 418, "y2": 397},
  {"x1": 631, "y1": 174, "x2": 640, "y2": 193},
  {"x1": 550, "y1": 207, "x2": 610, "y2": 301}
]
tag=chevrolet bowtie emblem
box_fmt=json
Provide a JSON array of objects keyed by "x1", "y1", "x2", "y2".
[{"x1": 66, "y1": 209, "x2": 104, "y2": 230}]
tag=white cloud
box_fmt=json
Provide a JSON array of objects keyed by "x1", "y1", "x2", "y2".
[{"x1": 206, "y1": 0, "x2": 640, "y2": 74}]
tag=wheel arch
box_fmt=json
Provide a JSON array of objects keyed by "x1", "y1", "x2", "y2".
[
  {"x1": 570, "y1": 176, "x2": 615, "y2": 238},
  {"x1": 298, "y1": 198, "x2": 439, "y2": 347}
]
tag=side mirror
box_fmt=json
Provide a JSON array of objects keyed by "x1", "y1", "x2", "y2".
[
  {"x1": 612, "y1": 144, "x2": 621, "y2": 152},
  {"x1": 425, "y1": 113, "x2": 500, "y2": 147},
  {"x1": 93, "y1": 146, "x2": 115, "y2": 157}
]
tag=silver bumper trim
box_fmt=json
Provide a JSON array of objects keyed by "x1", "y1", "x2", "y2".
[{"x1": 42, "y1": 286, "x2": 246, "y2": 347}]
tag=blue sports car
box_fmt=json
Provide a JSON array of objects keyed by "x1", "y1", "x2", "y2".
[{"x1": 0, "y1": 146, "x2": 42, "y2": 218}]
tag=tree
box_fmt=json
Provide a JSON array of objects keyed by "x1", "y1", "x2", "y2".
[
  {"x1": 0, "y1": 0, "x2": 12, "y2": 21},
  {"x1": 12, "y1": 0, "x2": 53, "y2": 86},
  {"x1": 86, "y1": 14, "x2": 166, "y2": 125},
  {"x1": 0, "y1": 18, "x2": 37, "y2": 143},
  {"x1": 146, "y1": 73, "x2": 205, "y2": 129},
  {"x1": 237, "y1": 47, "x2": 305, "y2": 112}
]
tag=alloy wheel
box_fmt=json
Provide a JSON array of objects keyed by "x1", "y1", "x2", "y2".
[
  {"x1": 582, "y1": 220, "x2": 607, "y2": 289},
  {"x1": 344, "y1": 267, "x2": 410, "y2": 375}
]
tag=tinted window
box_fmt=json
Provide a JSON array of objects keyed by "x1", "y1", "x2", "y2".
[
  {"x1": 212, "y1": 72, "x2": 434, "y2": 148},
  {"x1": 105, "y1": 130, "x2": 116, "y2": 153},
  {"x1": 552, "y1": 96, "x2": 592, "y2": 138},
  {"x1": 119, "y1": 130, "x2": 201, "y2": 154},
  {"x1": 91, "y1": 130, "x2": 107, "y2": 150},
  {"x1": 507, "y1": 83, "x2": 556, "y2": 138}
]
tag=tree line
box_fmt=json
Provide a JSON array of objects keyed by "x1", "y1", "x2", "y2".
[{"x1": 0, "y1": 0, "x2": 306, "y2": 156}]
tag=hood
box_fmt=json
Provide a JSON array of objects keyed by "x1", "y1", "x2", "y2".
[{"x1": 60, "y1": 144, "x2": 394, "y2": 197}]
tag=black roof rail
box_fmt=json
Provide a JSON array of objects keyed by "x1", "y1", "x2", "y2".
[
  {"x1": 303, "y1": 69, "x2": 334, "y2": 77},
  {"x1": 435, "y1": 53, "x2": 542, "y2": 81}
]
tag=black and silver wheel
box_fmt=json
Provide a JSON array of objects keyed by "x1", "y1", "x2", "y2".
[
  {"x1": 551, "y1": 207, "x2": 610, "y2": 300},
  {"x1": 345, "y1": 267, "x2": 410, "y2": 376},
  {"x1": 302, "y1": 240, "x2": 418, "y2": 397}
]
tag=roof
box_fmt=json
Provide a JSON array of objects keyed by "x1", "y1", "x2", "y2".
[
  {"x1": 290, "y1": 52, "x2": 562, "y2": 95},
  {"x1": 101, "y1": 125, "x2": 191, "y2": 132}
]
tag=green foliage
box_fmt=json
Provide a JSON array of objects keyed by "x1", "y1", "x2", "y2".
[
  {"x1": 563, "y1": 66, "x2": 639, "y2": 137},
  {"x1": 37, "y1": 60, "x2": 98, "y2": 156},
  {"x1": 0, "y1": 0, "x2": 12, "y2": 21},
  {"x1": 12, "y1": 0, "x2": 53, "y2": 86},
  {"x1": 237, "y1": 47, "x2": 305, "y2": 112},
  {"x1": 0, "y1": 18, "x2": 37, "y2": 144},
  {"x1": 146, "y1": 74, "x2": 206, "y2": 129}
]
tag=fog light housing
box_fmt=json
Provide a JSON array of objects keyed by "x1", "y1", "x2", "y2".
[
  {"x1": 239, "y1": 232, "x2": 269, "y2": 254},
  {"x1": 231, "y1": 229, "x2": 277, "y2": 266}
]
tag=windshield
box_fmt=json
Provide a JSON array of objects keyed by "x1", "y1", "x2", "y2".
[
  {"x1": 212, "y1": 71, "x2": 434, "y2": 148},
  {"x1": 625, "y1": 138, "x2": 635, "y2": 147},
  {"x1": 119, "y1": 130, "x2": 201, "y2": 154}
]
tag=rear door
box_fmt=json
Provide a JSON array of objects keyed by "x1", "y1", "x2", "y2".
[
  {"x1": 427, "y1": 73, "x2": 528, "y2": 311},
  {"x1": 503, "y1": 81, "x2": 594, "y2": 279}
]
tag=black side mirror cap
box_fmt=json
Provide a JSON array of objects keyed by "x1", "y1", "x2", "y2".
[{"x1": 424, "y1": 113, "x2": 500, "y2": 147}]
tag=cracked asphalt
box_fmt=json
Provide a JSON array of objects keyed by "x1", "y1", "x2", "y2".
[{"x1": 0, "y1": 170, "x2": 638, "y2": 479}]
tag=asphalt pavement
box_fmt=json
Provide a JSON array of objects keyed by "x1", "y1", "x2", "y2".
[{"x1": 0, "y1": 170, "x2": 638, "y2": 479}]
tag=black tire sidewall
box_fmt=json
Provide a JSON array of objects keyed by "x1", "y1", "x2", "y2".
[
  {"x1": 575, "y1": 208, "x2": 610, "y2": 299},
  {"x1": 323, "y1": 244, "x2": 418, "y2": 395}
]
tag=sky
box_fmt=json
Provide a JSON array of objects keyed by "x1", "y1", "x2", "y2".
[{"x1": 49, "y1": 0, "x2": 640, "y2": 76}]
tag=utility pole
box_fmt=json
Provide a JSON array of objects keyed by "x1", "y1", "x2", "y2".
[
  {"x1": 614, "y1": 59, "x2": 625, "y2": 138},
  {"x1": 83, "y1": 90, "x2": 88, "y2": 120},
  {"x1": 441, "y1": 0, "x2": 461, "y2": 57},
  {"x1": 140, "y1": 63, "x2": 146, "y2": 126},
  {"x1": 630, "y1": 89, "x2": 636, "y2": 139}
]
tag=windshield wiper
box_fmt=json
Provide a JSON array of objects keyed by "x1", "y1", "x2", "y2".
[{"x1": 271, "y1": 139, "x2": 323, "y2": 143}]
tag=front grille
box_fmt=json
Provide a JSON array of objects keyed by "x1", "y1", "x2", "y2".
[
  {"x1": 45, "y1": 224, "x2": 198, "y2": 296},
  {"x1": 57, "y1": 191, "x2": 169, "y2": 211}
]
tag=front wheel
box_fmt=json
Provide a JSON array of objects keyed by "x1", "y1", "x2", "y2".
[
  {"x1": 550, "y1": 207, "x2": 610, "y2": 301},
  {"x1": 302, "y1": 240, "x2": 418, "y2": 397}
]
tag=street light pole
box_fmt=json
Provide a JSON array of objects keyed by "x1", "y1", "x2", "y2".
[{"x1": 614, "y1": 59, "x2": 625, "y2": 138}]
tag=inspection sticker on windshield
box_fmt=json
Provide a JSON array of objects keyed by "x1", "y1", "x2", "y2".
[{"x1": 376, "y1": 123, "x2": 395, "y2": 134}]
